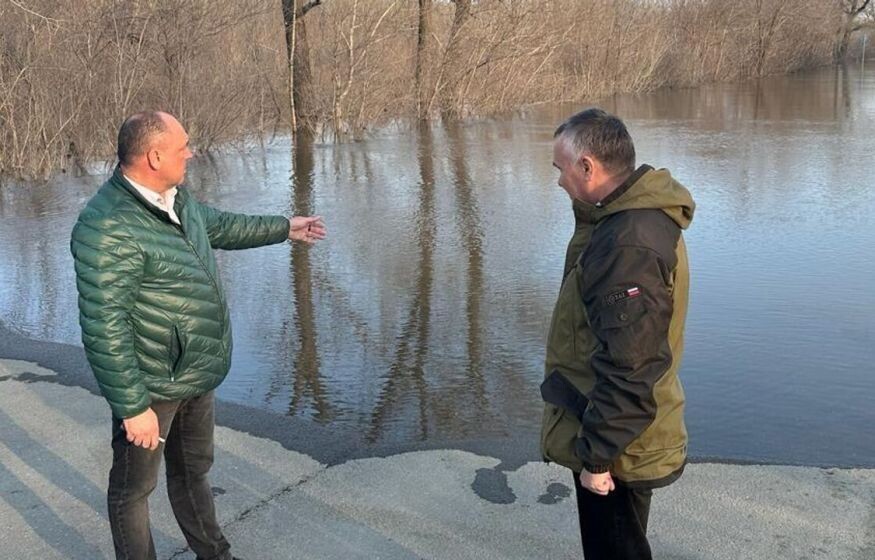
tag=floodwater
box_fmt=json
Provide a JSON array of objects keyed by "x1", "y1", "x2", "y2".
[{"x1": 1, "y1": 63, "x2": 873, "y2": 467}]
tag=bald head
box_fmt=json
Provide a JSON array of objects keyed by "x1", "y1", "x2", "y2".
[
  {"x1": 117, "y1": 111, "x2": 169, "y2": 166},
  {"x1": 117, "y1": 111, "x2": 192, "y2": 191}
]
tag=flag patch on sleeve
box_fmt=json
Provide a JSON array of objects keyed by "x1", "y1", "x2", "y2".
[{"x1": 605, "y1": 286, "x2": 642, "y2": 305}]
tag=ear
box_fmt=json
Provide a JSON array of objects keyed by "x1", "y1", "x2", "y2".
[
  {"x1": 146, "y1": 149, "x2": 161, "y2": 170},
  {"x1": 578, "y1": 154, "x2": 593, "y2": 177}
]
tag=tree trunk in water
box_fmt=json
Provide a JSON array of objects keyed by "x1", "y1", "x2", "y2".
[
  {"x1": 436, "y1": 0, "x2": 472, "y2": 119},
  {"x1": 294, "y1": 1, "x2": 315, "y2": 131},
  {"x1": 415, "y1": 0, "x2": 432, "y2": 120},
  {"x1": 836, "y1": 0, "x2": 872, "y2": 61},
  {"x1": 282, "y1": 0, "x2": 318, "y2": 132},
  {"x1": 281, "y1": 0, "x2": 297, "y2": 132},
  {"x1": 836, "y1": 14, "x2": 855, "y2": 61}
]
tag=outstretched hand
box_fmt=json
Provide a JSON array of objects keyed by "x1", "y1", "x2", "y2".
[{"x1": 289, "y1": 216, "x2": 327, "y2": 245}]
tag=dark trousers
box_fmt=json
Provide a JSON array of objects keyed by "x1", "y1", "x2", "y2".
[
  {"x1": 572, "y1": 471, "x2": 653, "y2": 560},
  {"x1": 107, "y1": 391, "x2": 231, "y2": 560}
]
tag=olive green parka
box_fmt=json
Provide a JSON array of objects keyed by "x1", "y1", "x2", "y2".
[
  {"x1": 71, "y1": 168, "x2": 290, "y2": 419},
  {"x1": 541, "y1": 165, "x2": 695, "y2": 488}
]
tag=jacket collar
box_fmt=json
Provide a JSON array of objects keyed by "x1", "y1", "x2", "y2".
[
  {"x1": 110, "y1": 165, "x2": 187, "y2": 224},
  {"x1": 572, "y1": 164, "x2": 653, "y2": 227}
]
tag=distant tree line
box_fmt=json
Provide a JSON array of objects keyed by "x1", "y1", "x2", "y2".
[{"x1": 1, "y1": 0, "x2": 872, "y2": 180}]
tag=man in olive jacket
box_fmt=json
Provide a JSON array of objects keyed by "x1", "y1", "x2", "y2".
[
  {"x1": 71, "y1": 111, "x2": 326, "y2": 560},
  {"x1": 541, "y1": 108, "x2": 694, "y2": 559}
]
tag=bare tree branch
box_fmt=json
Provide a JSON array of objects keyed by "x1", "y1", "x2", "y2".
[{"x1": 6, "y1": 0, "x2": 62, "y2": 24}]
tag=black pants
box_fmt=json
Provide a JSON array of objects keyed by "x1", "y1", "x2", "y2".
[
  {"x1": 107, "y1": 391, "x2": 231, "y2": 560},
  {"x1": 573, "y1": 471, "x2": 653, "y2": 560}
]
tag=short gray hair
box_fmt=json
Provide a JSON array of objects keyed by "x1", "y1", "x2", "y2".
[
  {"x1": 117, "y1": 111, "x2": 167, "y2": 166},
  {"x1": 554, "y1": 108, "x2": 635, "y2": 175}
]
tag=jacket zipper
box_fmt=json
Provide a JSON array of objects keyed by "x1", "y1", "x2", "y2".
[
  {"x1": 176, "y1": 221, "x2": 229, "y2": 369},
  {"x1": 121, "y1": 181, "x2": 230, "y2": 372}
]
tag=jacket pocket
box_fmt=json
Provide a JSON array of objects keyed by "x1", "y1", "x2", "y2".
[
  {"x1": 540, "y1": 369, "x2": 590, "y2": 420},
  {"x1": 594, "y1": 296, "x2": 650, "y2": 368},
  {"x1": 546, "y1": 270, "x2": 598, "y2": 372},
  {"x1": 169, "y1": 325, "x2": 185, "y2": 379},
  {"x1": 596, "y1": 294, "x2": 647, "y2": 329},
  {"x1": 540, "y1": 405, "x2": 584, "y2": 472},
  {"x1": 540, "y1": 370, "x2": 590, "y2": 470}
]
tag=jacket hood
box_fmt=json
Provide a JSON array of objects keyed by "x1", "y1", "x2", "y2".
[{"x1": 573, "y1": 165, "x2": 695, "y2": 229}]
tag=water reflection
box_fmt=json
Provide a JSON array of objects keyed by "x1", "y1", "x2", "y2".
[
  {"x1": 444, "y1": 120, "x2": 488, "y2": 431},
  {"x1": 833, "y1": 63, "x2": 852, "y2": 119},
  {"x1": 591, "y1": 64, "x2": 860, "y2": 126},
  {"x1": 367, "y1": 123, "x2": 436, "y2": 442},
  {"x1": 288, "y1": 134, "x2": 332, "y2": 421}
]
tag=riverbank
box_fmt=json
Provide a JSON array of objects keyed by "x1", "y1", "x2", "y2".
[{"x1": 0, "y1": 324, "x2": 873, "y2": 559}]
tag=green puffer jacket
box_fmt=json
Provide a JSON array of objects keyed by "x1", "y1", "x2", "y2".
[
  {"x1": 541, "y1": 165, "x2": 695, "y2": 488},
  {"x1": 71, "y1": 167, "x2": 290, "y2": 419}
]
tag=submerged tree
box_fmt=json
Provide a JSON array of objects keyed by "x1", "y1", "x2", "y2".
[
  {"x1": 281, "y1": 0, "x2": 325, "y2": 132},
  {"x1": 415, "y1": 0, "x2": 432, "y2": 119},
  {"x1": 836, "y1": 0, "x2": 872, "y2": 60}
]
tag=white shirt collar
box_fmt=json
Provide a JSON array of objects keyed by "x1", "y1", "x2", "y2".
[{"x1": 124, "y1": 174, "x2": 180, "y2": 225}]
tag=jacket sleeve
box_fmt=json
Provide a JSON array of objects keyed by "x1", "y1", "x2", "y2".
[
  {"x1": 576, "y1": 245, "x2": 675, "y2": 473},
  {"x1": 71, "y1": 217, "x2": 150, "y2": 419},
  {"x1": 196, "y1": 201, "x2": 291, "y2": 250}
]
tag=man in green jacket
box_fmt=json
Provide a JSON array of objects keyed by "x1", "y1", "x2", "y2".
[
  {"x1": 540, "y1": 108, "x2": 694, "y2": 559},
  {"x1": 71, "y1": 111, "x2": 326, "y2": 560}
]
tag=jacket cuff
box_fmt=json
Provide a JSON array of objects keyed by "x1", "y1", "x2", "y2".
[
  {"x1": 582, "y1": 463, "x2": 611, "y2": 474},
  {"x1": 574, "y1": 438, "x2": 611, "y2": 474},
  {"x1": 115, "y1": 402, "x2": 150, "y2": 420}
]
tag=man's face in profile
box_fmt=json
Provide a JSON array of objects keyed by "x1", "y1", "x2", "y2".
[
  {"x1": 155, "y1": 114, "x2": 193, "y2": 188},
  {"x1": 552, "y1": 139, "x2": 585, "y2": 201}
]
